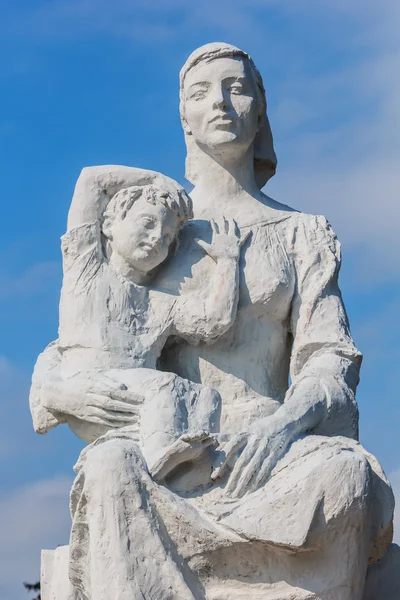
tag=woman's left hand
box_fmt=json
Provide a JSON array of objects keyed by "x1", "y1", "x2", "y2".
[{"x1": 212, "y1": 419, "x2": 298, "y2": 499}]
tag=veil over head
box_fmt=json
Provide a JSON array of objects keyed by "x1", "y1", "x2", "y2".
[{"x1": 179, "y1": 42, "x2": 277, "y2": 189}]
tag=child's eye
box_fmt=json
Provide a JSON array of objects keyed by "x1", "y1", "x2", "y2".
[{"x1": 141, "y1": 217, "x2": 155, "y2": 228}]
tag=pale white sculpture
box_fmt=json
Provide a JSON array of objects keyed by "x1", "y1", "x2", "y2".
[
  {"x1": 31, "y1": 43, "x2": 396, "y2": 600},
  {"x1": 32, "y1": 175, "x2": 248, "y2": 473}
]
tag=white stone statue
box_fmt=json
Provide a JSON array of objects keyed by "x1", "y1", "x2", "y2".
[{"x1": 30, "y1": 43, "x2": 396, "y2": 600}]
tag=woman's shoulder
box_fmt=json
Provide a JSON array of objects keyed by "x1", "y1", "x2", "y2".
[
  {"x1": 287, "y1": 211, "x2": 335, "y2": 235},
  {"x1": 256, "y1": 193, "x2": 334, "y2": 236},
  {"x1": 257, "y1": 195, "x2": 340, "y2": 262},
  {"x1": 277, "y1": 210, "x2": 340, "y2": 264}
]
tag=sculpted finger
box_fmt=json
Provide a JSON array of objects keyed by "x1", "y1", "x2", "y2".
[
  {"x1": 222, "y1": 217, "x2": 229, "y2": 234},
  {"x1": 195, "y1": 238, "x2": 212, "y2": 255},
  {"x1": 225, "y1": 438, "x2": 258, "y2": 495},
  {"x1": 86, "y1": 407, "x2": 121, "y2": 427},
  {"x1": 210, "y1": 219, "x2": 219, "y2": 235},
  {"x1": 87, "y1": 393, "x2": 112, "y2": 408},
  {"x1": 88, "y1": 405, "x2": 137, "y2": 425},
  {"x1": 252, "y1": 443, "x2": 286, "y2": 491},
  {"x1": 211, "y1": 435, "x2": 246, "y2": 480},
  {"x1": 215, "y1": 218, "x2": 225, "y2": 235},
  {"x1": 109, "y1": 390, "x2": 143, "y2": 405},
  {"x1": 180, "y1": 430, "x2": 209, "y2": 442},
  {"x1": 240, "y1": 229, "x2": 251, "y2": 247},
  {"x1": 229, "y1": 219, "x2": 238, "y2": 238},
  {"x1": 252, "y1": 454, "x2": 276, "y2": 491},
  {"x1": 88, "y1": 393, "x2": 139, "y2": 413},
  {"x1": 106, "y1": 400, "x2": 140, "y2": 414},
  {"x1": 230, "y1": 445, "x2": 266, "y2": 498}
]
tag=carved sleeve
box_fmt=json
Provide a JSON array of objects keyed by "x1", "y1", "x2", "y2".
[{"x1": 288, "y1": 214, "x2": 362, "y2": 439}]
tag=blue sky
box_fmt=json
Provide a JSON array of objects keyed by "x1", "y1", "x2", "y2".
[{"x1": 0, "y1": 1, "x2": 399, "y2": 597}]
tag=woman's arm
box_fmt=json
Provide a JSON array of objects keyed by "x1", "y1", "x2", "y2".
[
  {"x1": 214, "y1": 214, "x2": 361, "y2": 498},
  {"x1": 271, "y1": 214, "x2": 361, "y2": 439}
]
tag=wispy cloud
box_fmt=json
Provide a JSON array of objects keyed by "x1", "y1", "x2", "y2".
[
  {"x1": 0, "y1": 475, "x2": 72, "y2": 600},
  {"x1": 265, "y1": 6, "x2": 400, "y2": 285},
  {"x1": 3, "y1": 1, "x2": 398, "y2": 284},
  {"x1": 0, "y1": 356, "x2": 34, "y2": 462},
  {"x1": 2, "y1": 0, "x2": 398, "y2": 44},
  {"x1": 0, "y1": 261, "x2": 59, "y2": 300}
]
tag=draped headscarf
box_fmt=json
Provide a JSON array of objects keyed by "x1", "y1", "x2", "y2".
[{"x1": 179, "y1": 42, "x2": 277, "y2": 189}]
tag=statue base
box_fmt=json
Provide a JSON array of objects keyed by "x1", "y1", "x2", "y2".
[{"x1": 41, "y1": 543, "x2": 400, "y2": 600}]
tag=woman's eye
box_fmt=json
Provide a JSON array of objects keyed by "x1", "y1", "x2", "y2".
[
  {"x1": 230, "y1": 84, "x2": 244, "y2": 95},
  {"x1": 190, "y1": 89, "x2": 207, "y2": 100}
]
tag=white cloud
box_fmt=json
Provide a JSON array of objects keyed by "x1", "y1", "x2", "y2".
[
  {"x1": 265, "y1": 13, "x2": 400, "y2": 285},
  {"x1": 0, "y1": 475, "x2": 73, "y2": 600},
  {"x1": 0, "y1": 261, "x2": 60, "y2": 300}
]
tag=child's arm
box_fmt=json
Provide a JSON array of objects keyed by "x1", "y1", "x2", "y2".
[
  {"x1": 173, "y1": 219, "x2": 248, "y2": 343},
  {"x1": 67, "y1": 165, "x2": 187, "y2": 229}
]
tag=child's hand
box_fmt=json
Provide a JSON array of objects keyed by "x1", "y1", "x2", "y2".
[
  {"x1": 178, "y1": 430, "x2": 217, "y2": 456},
  {"x1": 195, "y1": 218, "x2": 250, "y2": 262},
  {"x1": 148, "y1": 430, "x2": 217, "y2": 481}
]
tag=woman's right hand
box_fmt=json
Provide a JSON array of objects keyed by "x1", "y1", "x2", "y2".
[
  {"x1": 211, "y1": 418, "x2": 298, "y2": 499},
  {"x1": 43, "y1": 375, "x2": 143, "y2": 429}
]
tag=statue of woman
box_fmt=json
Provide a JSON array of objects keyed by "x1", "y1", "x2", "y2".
[{"x1": 31, "y1": 43, "x2": 394, "y2": 600}]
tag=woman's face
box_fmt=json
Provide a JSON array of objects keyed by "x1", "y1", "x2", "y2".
[{"x1": 183, "y1": 56, "x2": 260, "y2": 155}]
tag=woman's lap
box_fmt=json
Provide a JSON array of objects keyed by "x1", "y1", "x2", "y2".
[{"x1": 72, "y1": 433, "x2": 393, "y2": 558}]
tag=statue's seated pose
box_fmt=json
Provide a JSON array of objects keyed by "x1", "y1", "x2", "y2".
[{"x1": 31, "y1": 43, "x2": 395, "y2": 600}]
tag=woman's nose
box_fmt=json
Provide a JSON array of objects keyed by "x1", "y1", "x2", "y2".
[{"x1": 211, "y1": 85, "x2": 228, "y2": 110}]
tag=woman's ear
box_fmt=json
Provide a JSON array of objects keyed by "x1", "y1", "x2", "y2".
[
  {"x1": 181, "y1": 115, "x2": 192, "y2": 135},
  {"x1": 102, "y1": 220, "x2": 113, "y2": 241}
]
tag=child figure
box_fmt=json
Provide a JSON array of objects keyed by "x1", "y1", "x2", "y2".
[{"x1": 31, "y1": 169, "x2": 246, "y2": 481}]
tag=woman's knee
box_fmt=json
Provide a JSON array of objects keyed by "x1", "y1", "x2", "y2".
[{"x1": 321, "y1": 450, "x2": 373, "y2": 525}]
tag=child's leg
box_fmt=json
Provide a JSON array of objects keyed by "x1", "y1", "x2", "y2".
[
  {"x1": 127, "y1": 369, "x2": 220, "y2": 475},
  {"x1": 187, "y1": 384, "x2": 221, "y2": 434}
]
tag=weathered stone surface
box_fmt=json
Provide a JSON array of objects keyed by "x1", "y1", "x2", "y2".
[
  {"x1": 31, "y1": 42, "x2": 396, "y2": 600},
  {"x1": 41, "y1": 546, "x2": 75, "y2": 600}
]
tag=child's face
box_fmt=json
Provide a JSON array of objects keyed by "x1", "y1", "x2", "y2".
[{"x1": 110, "y1": 195, "x2": 179, "y2": 273}]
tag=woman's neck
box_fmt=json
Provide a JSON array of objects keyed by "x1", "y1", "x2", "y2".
[{"x1": 190, "y1": 143, "x2": 265, "y2": 220}]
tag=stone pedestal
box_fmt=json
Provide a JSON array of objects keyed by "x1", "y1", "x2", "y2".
[
  {"x1": 41, "y1": 543, "x2": 400, "y2": 600},
  {"x1": 41, "y1": 546, "x2": 75, "y2": 600}
]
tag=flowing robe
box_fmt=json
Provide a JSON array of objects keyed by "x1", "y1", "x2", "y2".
[{"x1": 68, "y1": 210, "x2": 394, "y2": 599}]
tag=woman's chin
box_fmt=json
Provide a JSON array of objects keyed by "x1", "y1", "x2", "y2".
[{"x1": 200, "y1": 130, "x2": 238, "y2": 149}]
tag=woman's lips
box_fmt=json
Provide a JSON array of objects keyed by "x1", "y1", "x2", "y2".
[{"x1": 209, "y1": 113, "x2": 233, "y2": 124}]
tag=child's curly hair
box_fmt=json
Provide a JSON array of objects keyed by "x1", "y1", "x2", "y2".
[{"x1": 102, "y1": 184, "x2": 193, "y2": 238}]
